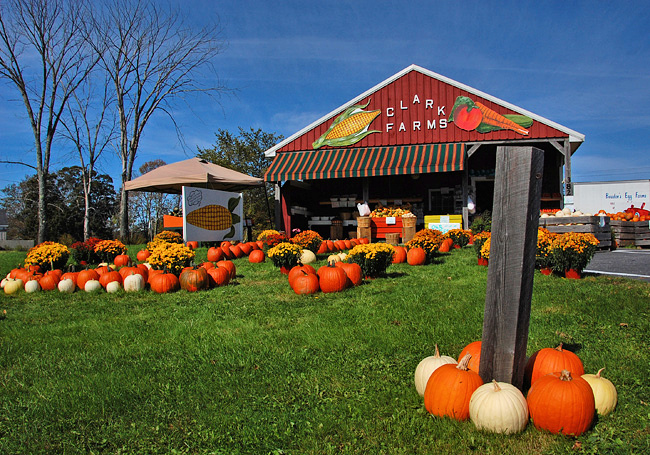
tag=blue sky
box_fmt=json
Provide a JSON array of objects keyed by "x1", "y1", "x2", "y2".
[{"x1": 1, "y1": 0, "x2": 649, "y2": 189}]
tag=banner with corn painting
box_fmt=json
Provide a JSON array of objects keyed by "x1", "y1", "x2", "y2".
[
  {"x1": 448, "y1": 96, "x2": 533, "y2": 135},
  {"x1": 182, "y1": 187, "x2": 243, "y2": 242},
  {"x1": 312, "y1": 100, "x2": 380, "y2": 149}
]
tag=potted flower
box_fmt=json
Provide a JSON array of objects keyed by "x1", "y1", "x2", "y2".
[
  {"x1": 267, "y1": 242, "x2": 303, "y2": 274},
  {"x1": 446, "y1": 229, "x2": 472, "y2": 248},
  {"x1": 291, "y1": 229, "x2": 323, "y2": 254},
  {"x1": 549, "y1": 232, "x2": 599, "y2": 279},
  {"x1": 405, "y1": 235, "x2": 444, "y2": 264},
  {"x1": 473, "y1": 231, "x2": 491, "y2": 265},
  {"x1": 94, "y1": 239, "x2": 128, "y2": 264},
  {"x1": 536, "y1": 228, "x2": 556, "y2": 275},
  {"x1": 24, "y1": 241, "x2": 70, "y2": 271},
  {"x1": 346, "y1": 243, "x2": 395, "y2": 278},
  {"x1": 262, "y1": 233, "x2": 289, "y2": 252},
  {"x1": 148, "y1": 242, "x2": 196, "y2": 275},
  {"x1": 479, "y1": 237, "x2": 491, "y2": 265}
]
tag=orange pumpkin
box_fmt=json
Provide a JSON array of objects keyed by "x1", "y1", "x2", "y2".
[
  {"x1": 114, "y1": 254, "x2": 131, "y2": 267},
  {"x1": 424, "y1": 354, "x2": 483, "y2": 421},
  {"x1": 150, "y1": 272, "x2": 180, "y2": 294},
  {"x1": 317, "y1": 263, "x2": 348, "y2": 293},
  {"x1": 527, "y1": 369, "x2": 595, "y2": 436},
  {"x1": 216, "y1": 260, "x2": 236, "y2": 280},
  {"x1": 392, "y1": 245, "x2": 407, "y2": 264},
  {"x1": 249, "y1": 249, "x2": 265, "y2": 263},
  {"x1": 179, "y1": 267, "x2": 209, "y2": 292},
  {"x1": 207, "y1": 247, "x2": 223, "y2": 262},
  {"x1": 186, "y1": 241, "x2": 199, "y2": 250},
  {"x1": 99, "y1": 270, "x2": 123, "y2": 288},
  {"x1": 288, "y1": 264, "x2": 317, "y2": 286},
  {"x1": 290, "y1": 270, "x2": 320, "y2": 295},
  {"x1": 458, "y1": 341, "x2": 482, "y2": 374},
  {"x1": 207, "y1": 266, "x2": 230, "y2": 287},
  {"x1": 76, "y1": 269, "x2": 100, "y2": 290},
  {"x1": 335, "y1": 262, "x2": 363, "y2": 287},
  {"x1": 239, "y1": 243, "x2": 253, "y2": 255},
  {"x1": 524, "y1": 343, "x2": 584, "y2": 390},
  {"x1": 136, "y1": 249, "x2": 151, "y2": 262},
  {"x1": 407, "y1": 247, "x2": 426, "y2": 265},
  {"x1": 38, "y1": 273, "x2": 60, "y2": 291}
]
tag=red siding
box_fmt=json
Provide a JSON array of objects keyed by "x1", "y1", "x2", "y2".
[{"x1": 276, "y1": 70, "x2": 567, "y2": 153}]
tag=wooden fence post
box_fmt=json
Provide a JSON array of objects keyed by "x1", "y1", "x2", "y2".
[{"x1": 479, "y1": 146, "x2": 544, "y2": 389}]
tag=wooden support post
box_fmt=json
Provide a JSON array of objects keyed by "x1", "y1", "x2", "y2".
[{"x1": 479, "y1": 146, "x2": 544, "y2": 390}]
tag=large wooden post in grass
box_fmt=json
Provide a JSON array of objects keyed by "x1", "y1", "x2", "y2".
[{"x1": 479, "y1": 146, "x2": 544, "y2": 390}]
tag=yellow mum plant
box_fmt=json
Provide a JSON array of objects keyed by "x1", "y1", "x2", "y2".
[
  {"x1": 267, "y1": 242, "x2": 303, "y2": 269},
  {"x1": 94, "y1": 239, "x2": 128, "y2": 262},
  {"x1": 346, "y1": 243, "x2": 395, "y2": 277},
  {"x1": 24, "y1": 241, "x2": 70, "y2": 270},
  {"x1": 148, "y1": 242, "x2": 195, "y2": 275}
]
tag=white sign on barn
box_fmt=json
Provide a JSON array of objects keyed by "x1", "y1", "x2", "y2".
[{"x1": 182, "y1": 187, "x2": 243, "y2": 242}]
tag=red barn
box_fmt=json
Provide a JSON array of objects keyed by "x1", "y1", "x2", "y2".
[{"x1": 264, "y1": 64, "x2": 583, "y2": 237}]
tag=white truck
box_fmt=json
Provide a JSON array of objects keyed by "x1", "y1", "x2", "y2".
[{"x1": 573, "y1": 180, "x2": 650, "y2": 214}]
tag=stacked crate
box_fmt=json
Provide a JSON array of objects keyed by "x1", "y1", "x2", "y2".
[
  {"x1": 539, "y1": 215, "x2": 612, "y2": 249},
  {"x1": 610, "y1": 220, "x2": 650, "y2": 247}
]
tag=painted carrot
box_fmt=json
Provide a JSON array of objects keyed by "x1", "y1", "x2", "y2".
[{"x1": 474, "y1": 102, "x2": 529, "y2": 135}]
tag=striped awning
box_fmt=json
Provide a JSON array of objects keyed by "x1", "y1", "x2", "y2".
[{"x1": 264, "y1": 143, "x2": 465, "y2": 182}]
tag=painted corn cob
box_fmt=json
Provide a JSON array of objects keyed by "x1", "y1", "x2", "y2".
[
  {"x1": 312, "y1": 100, "x2": 380, "y2": 149},
  {"x1": 186, "y1": 197, "x2": 241, "y2": 238}
]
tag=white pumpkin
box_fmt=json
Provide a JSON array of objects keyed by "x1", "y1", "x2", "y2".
[
  {"x1": 555, "y1": 210, "x2": 564, "y2": 217},
  {"x1": 414, "y1": 344, "x2": 457, "y2": 396},
  {"x1": 4, "y1": 278, "x2": 23, "y2": 294},
  {"x1": 142, "y1": 262, "x2": 152, "y2": 270},
  {"x1": 299, "y1": 249, "x2": 316, "y2": 264},
  {"x1": 24, "y1": 280, "x2": 41, "y2": 293},
  {"x1": 84, "y1": 279, "x2": 102, "y2": 292},
  {"x1": 123, "y1": 273, "x2": 145, "y2": 292},
  {"x1": 58, "y1": 278, "x2": 76, "y2": 293},
  {"x1": 1, "y1": 277, "x2": 8, "y2": 288},
  {"x1": 562, "y1": 207, "x2": 572, "y2": 215},
  {"x1": 338, "y1": 253, "x2": 347, "y2": 261},
  {"x1": 469, "y1": 380, "x2": 529, "y2": 434},
  {"x1": 582, "y1": 368, "x2": 617, "y2": 415},
  {"x1": 106, "y1": 280, "x2": 122, "y2": 294},
  {"x1": 327, "y1": 254, "x2": 341, "y2": 264}
]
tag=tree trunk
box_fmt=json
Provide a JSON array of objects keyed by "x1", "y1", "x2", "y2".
[{"x1": 37, "y1": 168, "x2": 47, "y2": 244}]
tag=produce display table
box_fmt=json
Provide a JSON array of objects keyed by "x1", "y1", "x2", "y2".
[
  {"x1": 370, "y1": 217, "x2": 403, "y2": 239},
  {"x1": 539, "y1": 215, "x2": 611, "y2": 249},
  {"x1": 610, "y1": 220, "x2": 650, "y2": 247}
]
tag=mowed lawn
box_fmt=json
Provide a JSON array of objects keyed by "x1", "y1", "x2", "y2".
[{"x1": 1, "y1": 247, "x2": 649, "y2": 454}]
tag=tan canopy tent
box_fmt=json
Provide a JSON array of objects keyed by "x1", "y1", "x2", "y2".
[{"x1": 124, "y1": 158, "x2": 264, "y2": 194}]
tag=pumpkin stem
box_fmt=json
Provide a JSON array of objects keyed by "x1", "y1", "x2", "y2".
[
  {"x1": 559, "y1": 369, "x2": 573, "y2": 381},
  {"x1": 434, "y1": 344, "x2": 440, "y2": 358},
  {"x1": 457, "y1": 353, "x2": 472, "y2": 370},
  {"x1": 555, "y1": 342, "x2": 564, "y2": 351},
  {"x1": 492, "y1": 379, "x2": 502, "y2": 391},
  {"x1": 596, "y1": 367, "x2": 605, "y2": 378}
]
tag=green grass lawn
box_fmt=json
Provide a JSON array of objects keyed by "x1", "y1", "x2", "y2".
[{"x1": 1, "y1": 247, "x2": 649, "y2": 454}]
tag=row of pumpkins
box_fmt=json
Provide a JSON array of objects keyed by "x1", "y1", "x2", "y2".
[
  {"x1": 415, "y1": 341, "x2": 617, "y2": 436},
  {"x1": 1, "y1": 259, "x2": 238, "y2": 294}
]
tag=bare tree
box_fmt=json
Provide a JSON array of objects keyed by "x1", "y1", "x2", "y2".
[
  {"x1": 0, "y1": 0, "x2": 98, "y2": 243},
  {"x1": 89, "y1": 0, "x2": 227, "y2": 241},
  {"x1": 129, "y1": 159, "x2": 178, "y2": 240},
  {"x1": 61, "y1": 76, "x2": 117, "y2": 241}
]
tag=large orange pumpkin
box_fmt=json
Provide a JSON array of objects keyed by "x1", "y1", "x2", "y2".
[
  {"x1": 407, "y1": 247, "x2": 427, "y2": 265},
  {"x1": 248, "y1": 249, "x2": 265, "y2": 263},
  {"x1": 527, "y1": 369, "x2": 595, "y2": 436},
  {"x1": 424, "y1": 354, "x2": 483, "y2": 421},
  {"x1": 458, "y1": 341, "x2": 482, "y2": 374},
  {"x1": 239, "y1": 243, "x2": 253, "y2": 255},
  {"x1": 136, "y1": 249, "x2": 151, "y2": 262},
  {"x1": 439, "y1": 239, "x2": 452, "y2": 253},
  {"x1": 38, "y1": 273, "x2": 60, "y2": 291},
  {"x1": 99, "y1": 270, "x2": 123, "y2": 288},
  {"x1": 179, "y1": 267, "x2": 209, "y2": 292},
  {"x1": 207, "y1": 266, "x2": 230, "y2": 287},
  {"x1": 77, "y1": 269, "x2": 100, "y2": 290},
  {"x1": 335, "y1": 262, "x2": 363, "y2": 287},
  {"x1": 216, "y1": 260, "x2": 236, "y2": 280},
  {"x1": 391, "y1": 245, "x2": 407, "y2": 264},
  {"x1": 207, "y1": 247, "x2": 223, "y2": 262},
  {"x1": 114, "y1": 254, "x2": 131, "y2": 267},
  {"x1": 119, "y1": 266, "x2": 147, "y2": 283},
  {"x1": 317, "y1": 263, "x2": 347, "y2": 293},
  {"x1": 290, "y1": 270, "x2": 320, "y2": 295},
  {"x1": 524, "y1": 343, "x2": 584, "y2": 390},
  {"x1": 150, "y1": 272, "x2": 180, "y2": 293},
  {"x1": 288, "y1": 264, "x2": 317, "y2": 286}
]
